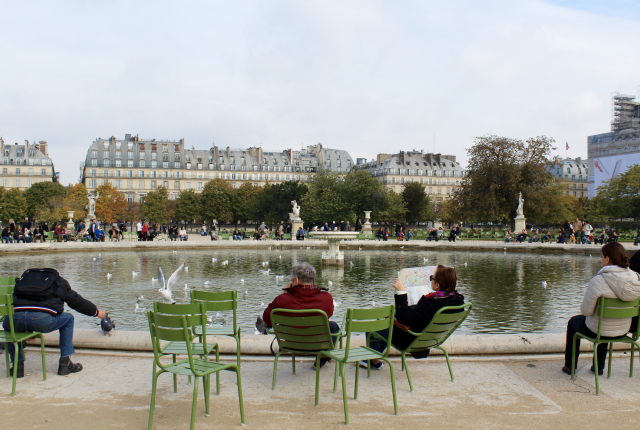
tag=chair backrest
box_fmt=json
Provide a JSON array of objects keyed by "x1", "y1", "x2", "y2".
[
  {"x1": 190, "y1": 290, "x2": 237, "y2": 330},
  {"x1": 270, "y1": 308, "x2": 334, "y2": 354},
  {"x1": 405, "y1": 303, "x2": 472, "y2": 352},
  {"x1": 344, "y1": 305, "x2": 395, "y2": 359},
  {"x1": 0, "y1": 294, "x2": 17, "y2": 341},
  {"x1": 595, "y1": 297, "x2": 640, "y2": 340},
  {"x1": 153, "y1": 301, "x2": 207, "y2": 332},
  {"x1": 0, "y1": 277, "x2": 17, "y2": 286}
]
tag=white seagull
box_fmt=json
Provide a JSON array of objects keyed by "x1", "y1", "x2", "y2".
[
  {"x1": 275, "y1": 275, "x2": 284, "y2": 281},
  {"x1": 259, "y1": 269, "x2": 271, "y2": 275},
  {"x1": 262, "y1": 261, "x2": 269, "y2": 267},
  {"x1": 243, "y1": 290, "x2": 248, "y2": 300},
  {"x1": 93, "y1": 257, "x2": 97, "y2": 262},
  {"x1": 333, "y1": 300, "x2": 341, "y2": 307},
  {"x1": 204, "y1": 280, "x2": 211, "y2": 285},
  {"x1": 132, "y1": 271, "x2": 140, "y2": 277},
  {"x1": 327, "y1": 281, "x2": 333, "y2": 287},
  {"x1": 240, "y1": 278, "x2": 245, "y2": 283},
  {"x1": 151, "y1": 277, "x2": 158, "y2": 282},
  {"x1": 260, "y1": 302, "x2": 268, "y2": 308},
  {"x1": 98, "y1": 253, "x2": 101, "y2": 257},
  {"x1": 134, "y1": 303, "x2": 146, "y2": 313},
  {"x1": 221, "y1": 260, "x2": 229, "y2": 266},
  {"x1": 541, "y1": 281, "x2": 547, "y2": 289},
  {"x1": 212, "y1": 258, "x2": 218, "y2": 263},
  {"x1": 107, "y1": 273, "x2": 113, "y2": 279},
  {"x1": 424, "y1": 257, "x2": 429, "y2": 262},
  {"x1": 184, "y1": 283, "x2": 189, "y2": 291},
  {"x1": 157, "y1": 263, "x2": 185, "y2": 304},
  {"x1": 464, "y1": 262, "x2": 467, "y2": 267},
  {"x1": 137, "y1": 295, "x2": 145, "y2": 301},
  {"x1": 184, "y1": 266, "x2": 188, "y2": 271}
]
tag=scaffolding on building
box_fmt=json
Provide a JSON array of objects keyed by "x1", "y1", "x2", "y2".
[{"x1": 611, "y1": 91, "x2": 640, "y2": 132}]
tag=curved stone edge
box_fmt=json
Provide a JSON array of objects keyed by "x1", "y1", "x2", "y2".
[{"x1": 24, "y1": 329, "x2": 632, "y2": 356}]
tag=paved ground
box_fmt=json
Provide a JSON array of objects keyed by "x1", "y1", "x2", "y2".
[{"x1": 1, "y1": 350, "x2": 639, "y2": 429}]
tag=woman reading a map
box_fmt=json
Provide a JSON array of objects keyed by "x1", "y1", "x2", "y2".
[{"x1": 362, "y1": 265, "x2": 465, "y2": 370}]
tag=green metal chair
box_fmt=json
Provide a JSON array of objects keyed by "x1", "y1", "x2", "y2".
[
  {"x1": 392, "y1": 303, "x2": 472, "y2": 391},
  {"x1": 0, "y1": 294, "x2": 47, "y2": 396},
  {"x1": 316, "y1": 305, "x2": 397, "y2": 425},
  {"x1": 269, "y1": 308, "x2": 336, "y2": 390},
  {"x1": 147, "y1": 311, "x2": 245, "y2": 429},
  {"x1": 570, "y1": 297, "x2": 640, "y2": 395},
  {"x1": 191, "y1": 290, "x2": 241, "y2": 372},
  {"x1": 153, "y1": 302, "x2": 219, "y2": 393}
]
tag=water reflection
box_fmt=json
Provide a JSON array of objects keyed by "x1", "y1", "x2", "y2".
[{"x1": 0, "y1": 249, "x2": 599, "y2": 334}]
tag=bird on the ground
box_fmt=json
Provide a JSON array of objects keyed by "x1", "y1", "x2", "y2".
[
  {"x1": 134, "y1": 303, "x2": 146, "y2": 313},
  {"x1": 333, "y1": 300, "x2": 341, "y2": 307},
  {"x1": 100, "y1": 314, "x2": 115, "y2": 336},
  {"x1": 132, "y1": 271, "x2": 140, "y2": 277},
  {"x1": 328, "y1": 281, "x2": 333, "y2": 287},
  {"x1": 255, "y1": 316, "x2": 268, "y2": 334},
  {"x1": 243, "y1": 290, "x2": 248, "y2": 300},
  {"x1": 541, "y1": 281, "x2": 547, "y2": 289},
  {"x1": 259, "y1": 269, "x2": 270, "y2": 275},
  {"x1": 107, "y1": 273, "x2": 113, "y2": 279},
  {"x1": 157, "y1": 263, "x2": 185, "y2": 304}
]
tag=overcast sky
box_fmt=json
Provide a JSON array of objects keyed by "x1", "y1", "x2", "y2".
[{"x1": 1, "y1": 0, "x2": 639, "y2": 185}]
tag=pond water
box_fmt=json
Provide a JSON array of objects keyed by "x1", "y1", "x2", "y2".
[{"x1": 0, "y1": 249, "x2": 600, "y2": 335}]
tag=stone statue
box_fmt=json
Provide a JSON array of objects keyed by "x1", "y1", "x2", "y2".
[
  {"x1": 291, "y1": 200, "x2": 301, "y2": 220},
  {"x1": 516, "y1": 192, "x2": 524, "y2": 218},
  {"x1": 87, "y1": 192, "x2": 99, "y2": 218}
]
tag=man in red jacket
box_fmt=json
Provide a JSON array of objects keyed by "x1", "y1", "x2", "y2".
[{"x1": 262, "y1": 262, "x2": 338, "y2": 368}]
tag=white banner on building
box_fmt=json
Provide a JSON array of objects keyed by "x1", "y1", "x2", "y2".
[{"x1": 590, "y1": 153, "x2": 640, "y2": 197}]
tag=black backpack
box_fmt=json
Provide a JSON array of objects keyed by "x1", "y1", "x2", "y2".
[{"x1": 14, "y1": 268, "x2": 60, "y2": 301}]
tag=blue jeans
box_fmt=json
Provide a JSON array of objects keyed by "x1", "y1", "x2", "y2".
[
  {"x1": 1, "y1": 236, "x2": 12, "y2": 243},
  {"x1": 3, "y1": 311, "x2": 75, "y2": 362},
  {"x1": 367, "y1": 328, "x2": 390, "y2": 354}
]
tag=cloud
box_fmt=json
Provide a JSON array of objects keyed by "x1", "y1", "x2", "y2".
[{"x1": 0, "y1": 0, "x2": 639, "y2": 184}]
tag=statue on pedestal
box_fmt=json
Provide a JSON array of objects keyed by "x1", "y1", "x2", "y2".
[
  {"x1": 291, "y1": 200, "x2": 301, "y2": 221},
  {"x1": 514, "y1": 192, "x2": 526, "y2": 233},
  {"x1": 516, "y1": 192, "x2": 525, "y2": 218},
  {"x1": 87, "y1": 192, "x2": 99, "y2": 219}
]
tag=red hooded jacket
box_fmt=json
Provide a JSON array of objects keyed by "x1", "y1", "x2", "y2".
[{"x1": 262, "y1": 285, "x2": 334, "y2": 327}]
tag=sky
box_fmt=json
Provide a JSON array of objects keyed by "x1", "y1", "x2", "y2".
[{"x1": 1, "y1": 0, "x2": 639, "y2": 185}]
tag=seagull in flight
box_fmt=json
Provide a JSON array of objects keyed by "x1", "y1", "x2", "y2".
[{"x1": 157, "y1": 263, "x2": 185, "y2": 304}]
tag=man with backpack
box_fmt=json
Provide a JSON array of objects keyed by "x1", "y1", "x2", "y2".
[{"x1": 3, "y1": 268, "x2": 108, "y2": 378}]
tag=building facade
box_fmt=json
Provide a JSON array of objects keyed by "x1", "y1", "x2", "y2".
[
  {"x1": 0, "y1": 138, "x2": 56, "y2": 190},
  {"x1": 361, "y1": 151, "x2": 465, "y2": 202},
  {"x1": 80, "y1": 134, "x2": 354, "y2": 201},
  {"x1": 547, "y1": 157, "x2": 588, "y2": 198},
  {"x1": 587, "y1": 92, "x2": 640, "y2": 197}
]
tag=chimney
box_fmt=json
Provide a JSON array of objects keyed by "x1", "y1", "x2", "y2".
[{"x1": 38, "y1": 141, "x2": 48, "y2": 156}]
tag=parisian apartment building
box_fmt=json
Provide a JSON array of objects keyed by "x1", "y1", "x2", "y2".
[
  {"x1": 80, "y1": 134, "x2": 354, "y2": 201},
  {"x1": 547, "y1": 157, "x2": 588, "y2": 198},
  {"x1": 0, "y1": 138, "x2": 56, "y2": 190}
]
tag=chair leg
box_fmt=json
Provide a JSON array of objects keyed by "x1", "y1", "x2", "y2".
[
  {"x1": 333, "y1": 360, "x2": 339, "y2": 393},
  {"x1": 315, "y1": 355, "x2": 322, "y2": 406},
  {"x1": 39, "y1": 333, "x2": 47, "y2": 381},
  {"x1": 607, "y1": 343, "x2": 613, "y2": 379},
  {"x1": 291, "y1": 352, "x2": 296, "y2": 375},
  {"x1": 631, "y1": 342, "x2": 637, "y2": 378},
  {"x1": 190, "y1": 376, "x2": 200, "y2": 430},
  {"x1": 215, "y1": 344, "x2": 220, "y2": 395},
  {"x1": 340, "y1": 362, "x2": 349, "y2": 425},
  {"x1": 439, "y1": 347, "x2": 455, "y2": 381},
  {"x1": 203, "y1": 374, "x2": 210, "y2": 416},
  {"x1": 594, "y1": 343, "x2": 600, "y2": 396},
  {"x1": 5, "y1": 342, "x2": 11, "y2": 377},
  {"x1": 11, "y1": 342, "x2": 18, "y2": 396},
  {"x1": 236, "y1": 366, "x2": 245, "y2": 425},
  {"x1": 381, "y1": 358, "x2": 398, "y2": 416},
  {"x1": 570, "y1": 334, "x2": 578, "y2": 380},
  {"x1": 402, "y1": 353, "x2": 413, "y2": 392},
  {"x1": 148, "y1": 368, "x2": 160, "y2": 430},
  {"x1": 354, "y1": 359, "x2": 360, "y2": 400},
  {"x1": 172, "y1": 354, "x2": 178, "y2": 393},
  {"x1": 272, "y1": 352, "x2": 283, "y2": 390}
]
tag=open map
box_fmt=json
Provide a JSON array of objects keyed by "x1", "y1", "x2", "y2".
[{"x1": 398, "y1": 266, "x2": 437, "y2": 306}]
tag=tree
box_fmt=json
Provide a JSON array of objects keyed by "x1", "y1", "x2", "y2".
[
  {"x1": 122, "y1": 201, "x2": 144, "y2": 224},
  {"x1": 143, "y1": 187, "x2": 169, "y2": 223},
  {"x1": 377, "y1": 189, "x2": 407, "y2": 224},
  {"x1": 453, "y1": 135, "x2": 562, "y2": 225},
  {"x1": 592, "y1": 165, "x2": 640, "y2": 220},
  {"x1": 201, "y1": 179, "x2": 234, "y2": 223},
  {"x1": 434, "y1": 199, "x2": 460, "y2": 226},
  {"x1": 0, "y1": 188, "x2": 28, "y2": 222},
  {"x1": 254, "y1": 181, "x2": 309, "y2": 226},
  {"x1": 64, "y1": 183, "x2": 89, "y2": 221},
  {"x1": 343, "y1": 168, "x2": 391, "y2": 229},
  {"x1": 231, "y1": 183, "x2": 262, "y2": 227},
  {"x1": 401, "y1": 182, "x2": 432, "y2": 224},
  {"x1": 94, "y1": 183, "x2": 126, "y2": 223},
  {"x1": 175, "y1": 189, "x2": 201, "y2": 222},
  {"x1": 24, "y1": 181, "x2": 66, "y2": 219},
  {"x1": 300, "y1": 170, "x2": 352, "y2": 227}
]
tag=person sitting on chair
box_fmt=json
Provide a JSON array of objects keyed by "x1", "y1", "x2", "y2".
[
  {"x1": 5, "y1": 269, "x2": 109, "y2": 377},
  {"x1": 365, "y1": 265, "x2": 465, "y2": 369},
  {"x1": 562, "y1": 242, "x2": 640, "y2": 376},
  {"x1": 262, "y1": 262, "x2": 338, "y2": 369}
]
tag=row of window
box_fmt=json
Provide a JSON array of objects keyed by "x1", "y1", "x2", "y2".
[
  {"x1": 87, "y1": 177, "x2": 295, "y2": 191},
  {"x1": 1, "y1": 178, "x2": 47, "y2": 187},
  {"x1": 601, "y1": 146, "x2": 639, "y2": 154},
  {"x1": 567, "y1": 190, "x2": 585, "y2": 197},
  {"x1": 374, "y1": 168, "x2": 464, "y2": 177},
  {"x1": 87, "y1": 169, "x2": 306, "y2": 181},
  {"x1": 100, "y1": 141, "x2": 180, "y2": 152},
  {"x1": 387, "y1": 177, "x2": 459, "y2": 185},
  {"x1": 88, "y1": 158, "x2": 297, "y2": 172},
  {"x1": 1, "y1": 168, "x2": 49, "y2": 176},
  {"x1": 390, "y1": 186, "x2": 452, "y2": 195},
  {"x1": 2, "y1": 158, "x2": 51, "y2": 166}
]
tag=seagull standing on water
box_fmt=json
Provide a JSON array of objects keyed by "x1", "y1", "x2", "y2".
[
  {"x1": 134, "y1": 303, "x2": 146, "y2": 313},
  {"x1": 259, "y1": 268, "x2": 270, "y2": 275},
  {"x1": 157, "y1": 263, "x2": 185, "y2": 304},
  {"x1": 107, "y1": 273, "x2": 113, "y2": 279},
  {"x1": 132, "y1": 271, "x2": 140, "y2": 277},
  {"x1": 541, "y1": 281, "x2": 547, "y2": 289}
]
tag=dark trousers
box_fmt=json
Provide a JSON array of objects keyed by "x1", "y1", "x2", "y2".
[
  {"x1": 565, "y1": 315, "x2": 609, "y2": 372},
  {"x1": 367, "y1": 328, "x2": 390, "y2": 354},
  {"x1": 319, "y1": 321, "x2": 340, "y2": 365}
]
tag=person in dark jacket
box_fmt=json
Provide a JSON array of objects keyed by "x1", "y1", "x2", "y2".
[
  {"x1": 365, "y1": 265, "x2": 465, "y2": 369},
  {"x1": 263, "y1": 262, "x2": 337, "y2": 368},
  {"x1": 4, "y1": 272, "x2": 108, "y2": 377}
]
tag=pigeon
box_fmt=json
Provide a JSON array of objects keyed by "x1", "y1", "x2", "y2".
[
  {"x1": 333, "y1": 300, "x2": 341, "y2": 307},
  {"x1": 134, "y1": 302, "x2": 146, "y2": 313},
  {"x1": 243, "y1": 290, "x2": 248, "y2": 300},
  {"x1": 132, "y1": 271, "x2": 140, "y2": 277},
  {"x1": 541, "y1": 281, "x2": 547, "y2": 289},
  {"x1": 107, "y1": 273, "x2": 113, "y2": 279},
  {"x1": 259, "y1": 269, "x2": 271, "y2": 275},
  {"x1": 255, "y1": 316, "x2": 268, "y2": 334},
  {"x1": 157, "y1": 263, "x2": 185, "y2": 304},
  {"x1": 327, "y1": 281, "x2": 333, "y2": 287},
  {"x1": 204, "y1": 280, "x2": 211, "y2": 285},
  {"x1": 100, "y1": 314, "x2": 115, "y2": 336}
]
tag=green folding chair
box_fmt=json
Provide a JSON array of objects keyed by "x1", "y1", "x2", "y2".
[
  {"x1": 147, "y1": 311, "x2": 244, "y2": 430},
  {"x1": 191, "y1": 290, "x2": 241, "y2": 372},
  {"x1": 270, "y1": 308, "x2": 336, "y2": 390},
  {"x1": 0, "y1": 294, "x2": 47, "y2": 396},
  {"x1": 392, "y1": 303, "x2": 472, "y2": 391},
  {"x1": 153, "y1": 302, "x2": 219, "y2": 394},
  {"x1": 570, "y1": 297, "x2": 640, "y2": 395},
  {"x1": 316, "y1": 305, "x2": 397, "y2": 425}
]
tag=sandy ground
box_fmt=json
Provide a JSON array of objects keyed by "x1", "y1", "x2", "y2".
[{"x1": 1, "y1": 350, "x2": 639, "y2": 429}]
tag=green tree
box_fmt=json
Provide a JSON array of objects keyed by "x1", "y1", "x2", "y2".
[
  {"x1": 300, "y1": 170, "x2": 352, "y2": 227},
  {"x1": 95, "y1": 183, "x2": 126, "y2": 222},
  {"x1": 175, "y1": 189, "x2": 201, "y2": 222},
  {"x1": 122, "y1": 201, "x2": 144, "y2": 224},
  {"x1": 24, "y1": 181, "x2": 66, "y2": 219},
  {"x1": 0, "y1": 188, "x2": 28, "y2": 222},
  {"x1": 254, "y1": 181, "x2": 309, "y2": 226},
  {"x1": 143, "y1": 186, "x2": 169, "y2": 223},
  {"x1": 592, "y1": 164, "x2": 640, "y2": 220},
  {"x1": 453, "y1": 135, "x2": 561, "y2": 225},
  {"x1": 231, "y1": 183, "x2": 262, "y2": 227},
  {"x1": 377, "y1": 189, "x2": 407, "y2": 224},
  {"x1": 343, "y1": 168, "x2": 391, "y2": 229},
  {"x1": 64, "y1": 183, "x2": 89, "y2": 221},
  {"x1": 201, "y1": 179, "x2": 234, "y2": 223},
  {"x1": 401, "y1": 181, "x2": 432, "y2": 224}
]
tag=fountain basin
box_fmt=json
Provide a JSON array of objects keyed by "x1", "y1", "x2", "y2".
[{"x1": 310, "y1": 231, "x2": 360, "y2": 265}]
